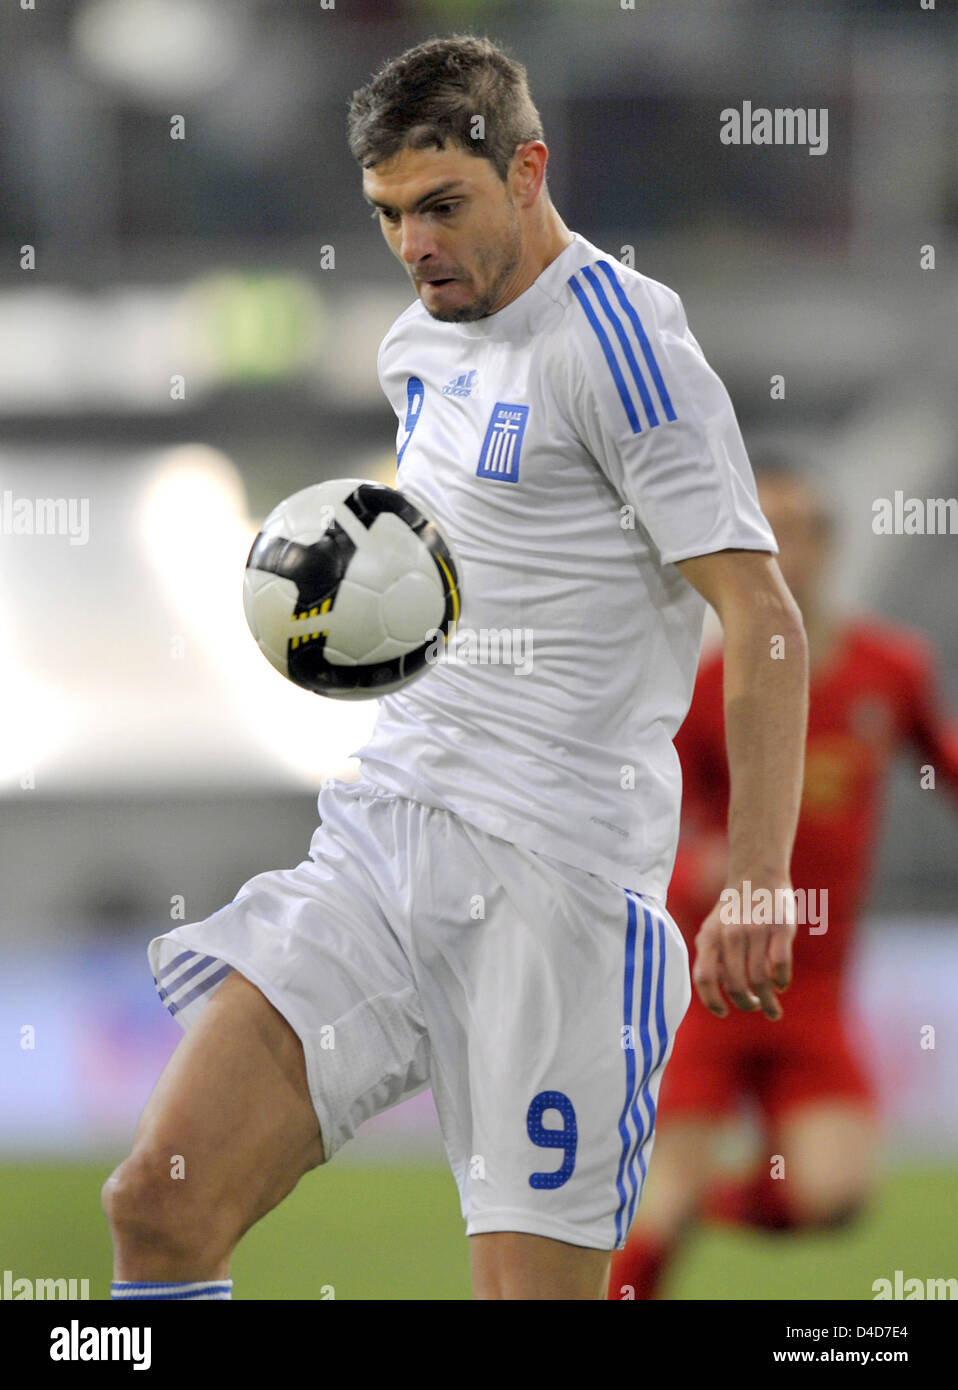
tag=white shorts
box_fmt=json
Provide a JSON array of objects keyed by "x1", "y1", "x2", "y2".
[{"x1": 148, "y1": 778, "x2": 691, "y2": 1250}]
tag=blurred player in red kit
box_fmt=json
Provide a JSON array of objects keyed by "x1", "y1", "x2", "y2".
[{"x1": 610, "y1": 463, "x2": 958, "y2": 1299}]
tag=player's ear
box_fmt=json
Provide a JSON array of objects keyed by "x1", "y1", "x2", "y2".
[{"x1": 511, "y1": 141, "x2": 547, "y2": 203}]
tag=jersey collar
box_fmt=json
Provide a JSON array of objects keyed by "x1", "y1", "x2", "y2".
[{"x1": 437, "y1": 231, "x2": 586, "y2": 340}]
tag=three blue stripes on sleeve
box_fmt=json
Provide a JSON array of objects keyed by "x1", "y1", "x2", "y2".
[{"x1": 568, "y1": 260, "x2": 677, "y2": 434}]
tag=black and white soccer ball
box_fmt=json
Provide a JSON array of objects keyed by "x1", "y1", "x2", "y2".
[{"x1": 243, "y1": 478, "x2": 462, "y2": 700}]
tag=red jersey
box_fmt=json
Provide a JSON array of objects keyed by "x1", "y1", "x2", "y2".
[{"x1": 669, "y1": 615, "x2": 958, "y2": 981}]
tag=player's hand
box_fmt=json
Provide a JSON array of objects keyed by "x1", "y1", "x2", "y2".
[{"x1": 691, "y1": 878, "x2": 796, "y2": 1021}]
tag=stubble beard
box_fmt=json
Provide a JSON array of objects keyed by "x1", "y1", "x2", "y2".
[{"x1": 422, "y1": 201, "x2": 523, "y2": 324}]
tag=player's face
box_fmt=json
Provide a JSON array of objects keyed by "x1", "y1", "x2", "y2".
[
  {"x1": 757, "y1": 476, "x2": 831, "y2": 611},
  {"x1": 363, "y1": 143, "x2": 524, "y2": 323}
]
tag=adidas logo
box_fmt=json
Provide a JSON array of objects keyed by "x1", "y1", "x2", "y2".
[{"x1": 442, "y1": 369, "x2": 478, "y2": 398}]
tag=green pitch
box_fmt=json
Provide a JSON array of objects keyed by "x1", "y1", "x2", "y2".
[{"x1": 0, "y1": 1161, "x2": 955, "y2": 1300}]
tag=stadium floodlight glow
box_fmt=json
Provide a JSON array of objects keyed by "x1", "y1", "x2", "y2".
[
  {"x1": 0, "y1": 594, "x2": 70, "y2": 795},
  {"x1": 72, "y1": 0, "x2": 247, "y2": 103},
  {"x1": 137, "y1": 445, "x2": 376, "y2": 788}
]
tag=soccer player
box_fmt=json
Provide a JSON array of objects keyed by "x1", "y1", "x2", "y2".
[
  {"x1": 609, "y1": 464, "x2": 958, "y2": 1300},
  {"x1": 102, "y1": 35, "x2": 808, "y2": 1301}
]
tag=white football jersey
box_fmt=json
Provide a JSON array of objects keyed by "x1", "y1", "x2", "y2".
[{"x1": 352, "y1": 231, "x2": 776, "y2": 899}]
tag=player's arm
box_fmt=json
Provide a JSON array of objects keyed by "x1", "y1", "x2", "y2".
[
  {"x1": 563, "y1": 264, "x2": 805, "y2": 1013},
  {"x1": 901, "y1": 637, "x2": 958, "y2": 801},
  {"x1": 675, "y1": 548, "x2": 809, "y2": 1021}
]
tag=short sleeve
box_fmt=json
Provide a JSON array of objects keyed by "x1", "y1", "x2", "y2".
[{"x1": 564, "y1": 259, "x2": 777, "y2": 566}]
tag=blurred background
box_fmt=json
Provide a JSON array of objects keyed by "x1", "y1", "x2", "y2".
[{"x1": 0, "y1": 0, "x2": 955, "y2": 1299}]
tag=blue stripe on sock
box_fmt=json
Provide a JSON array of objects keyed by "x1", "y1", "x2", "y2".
[{"x1": 111, "y1": 1280, "x2": 233, "y2": 1300}]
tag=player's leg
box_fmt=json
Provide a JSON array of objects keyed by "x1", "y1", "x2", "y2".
[
  {"x1": 773, "y1": 1100, "x2": 879, "y2": 1227},
  {"x1": 706, "y1": 1007, "x2": 879, "y2": 1232},
  {"x1": 105, "y1": 781, "x2": 433, "y2": 1295},
  {"x1": 470, "y1": 1232, "x2": 610, "y2": 1300},
  {"x1": 102, "y1": 970, "x2": 326, "y2": 1282}
]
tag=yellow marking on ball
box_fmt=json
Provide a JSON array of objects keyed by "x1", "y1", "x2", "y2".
[
  {"x1": 290, "y1": 597, "x2": 332, "y2": 647},
  {"x1": 434, "y1": 554, "x2": 460, "y2": 625}
]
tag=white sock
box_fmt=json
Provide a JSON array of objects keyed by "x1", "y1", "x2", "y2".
[{"x1": 110, "y1": 1280, "x2": 233, "y2": 1300}]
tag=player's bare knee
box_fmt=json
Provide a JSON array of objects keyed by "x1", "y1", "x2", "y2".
[
  {"x1": 102, "y1": 1150, "x2": 235, "y2": 1265},
  {"x1": 101, "y1": 1154, "x2": 192, "y2": 1251}
]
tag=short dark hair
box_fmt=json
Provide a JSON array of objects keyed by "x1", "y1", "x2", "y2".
[{"x1": 347, "y1": 34, "x2": 545, "y2": 183}]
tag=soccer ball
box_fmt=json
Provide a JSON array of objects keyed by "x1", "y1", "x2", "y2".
[{"x1": 243, "y1": 478, "x2": 462, "y2": 700}]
